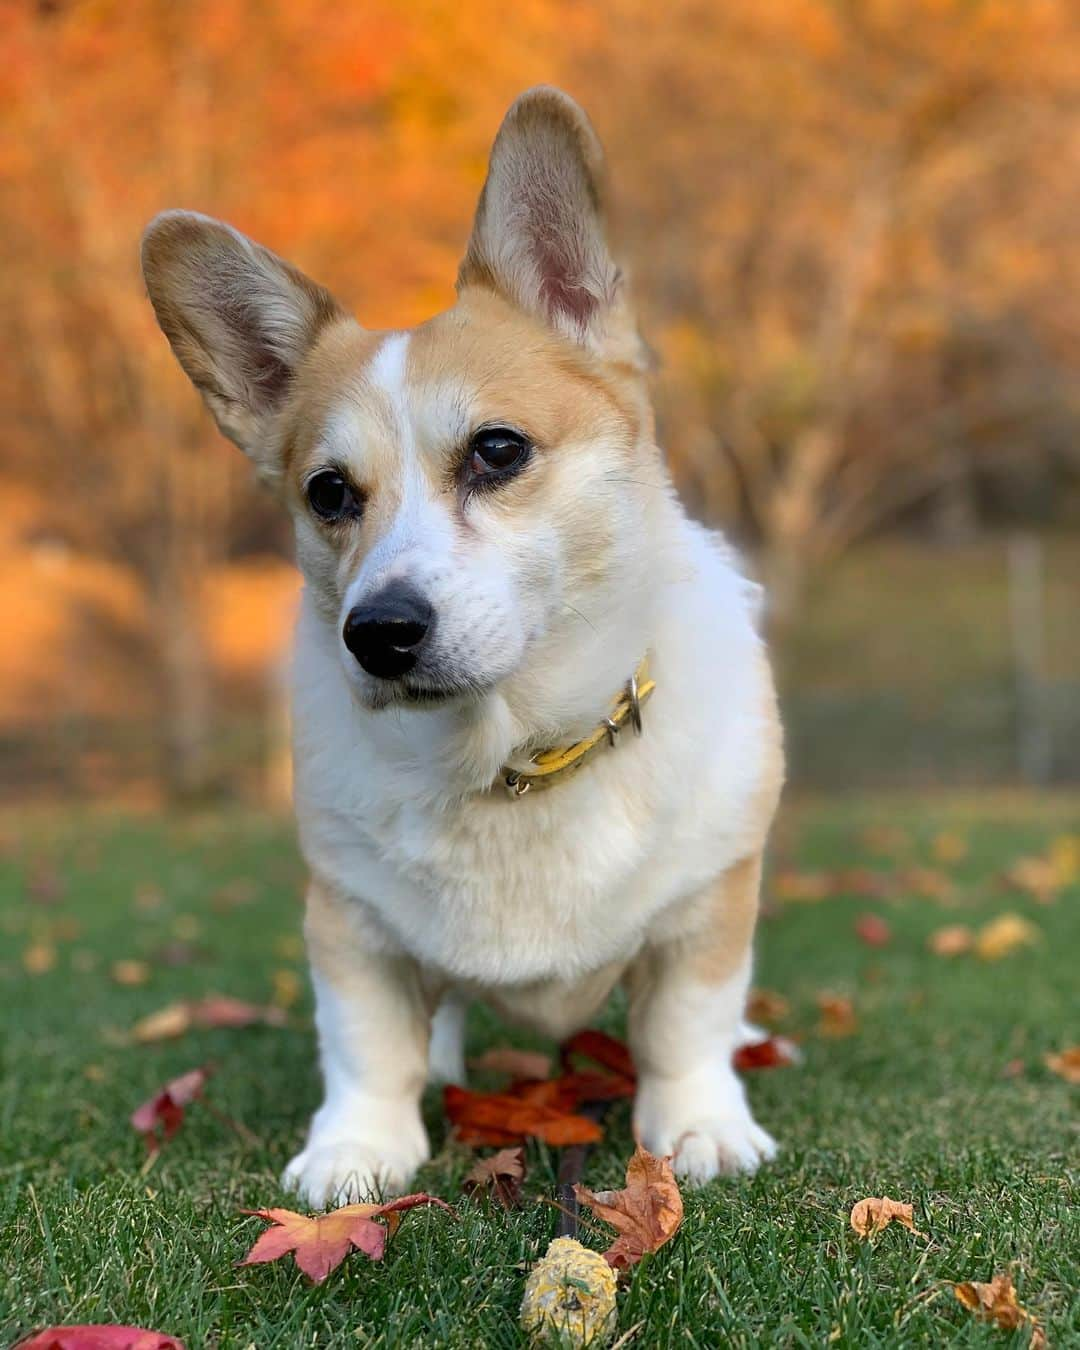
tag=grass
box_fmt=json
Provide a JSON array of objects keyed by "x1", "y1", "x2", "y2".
[{"x1": 0, "y1": 796, "x2": 1077, "y2": 1347}]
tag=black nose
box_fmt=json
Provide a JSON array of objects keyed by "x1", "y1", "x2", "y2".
[{"x1": 342, "y1": 583, "x2": 434, "y2": 679}]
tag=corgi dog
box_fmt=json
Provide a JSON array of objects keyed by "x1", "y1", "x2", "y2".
[{"x1": 142, "y1": 86, "x2": 783, "y2": 1205}]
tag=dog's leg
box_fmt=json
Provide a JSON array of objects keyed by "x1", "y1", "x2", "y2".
[
  {"x1": 283, "y1": 879, "x2": 431, "y2": 1206},
  {"x1": 427, "y1": 995, "x2": 466, "y2": 1086},
  {"x1": 628, "y1": 854, "x2": 777, "y2": 1183}
]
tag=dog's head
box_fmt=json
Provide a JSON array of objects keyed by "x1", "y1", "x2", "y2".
[{"x1": 143, "y1": 88, "x2": 661, "y2": 714}]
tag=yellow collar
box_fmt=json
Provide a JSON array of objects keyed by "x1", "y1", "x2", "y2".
[{"x1": 499, "y1": 657, "x2": 656, "y2": 798}]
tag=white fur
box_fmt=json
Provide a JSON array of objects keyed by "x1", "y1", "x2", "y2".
[{"x1": 285, "y1": 504, "x2": 777, "y2": 1200}]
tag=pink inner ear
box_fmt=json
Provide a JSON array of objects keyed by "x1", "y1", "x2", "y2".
[{"x1": 539, "y1": 270, "x2": 599, "y2": 330}]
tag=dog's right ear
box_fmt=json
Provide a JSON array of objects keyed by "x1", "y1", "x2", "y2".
[{"x1": 141, "y1": 211, "x2": 348, "y2": 475}]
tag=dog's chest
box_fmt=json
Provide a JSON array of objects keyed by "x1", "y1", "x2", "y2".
[{"x1": 300, "y1": 769, "x2": 699, "y2": 985}]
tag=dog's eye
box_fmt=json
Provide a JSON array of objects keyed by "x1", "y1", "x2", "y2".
[
  {"x1": 467, "y1": 427, "x2": 530, "y2": 482},
  {"x1": 306, "y1": 470, "x2": 361, "y2": 521}
]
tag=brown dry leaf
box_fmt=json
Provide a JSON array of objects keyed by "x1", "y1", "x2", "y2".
[
  {"x1": 859, "y1": 824, "x2": 911, "y2": 856},
  {"x1": 462, "y1": 1146, "x2": 526, "y2": 1208},
  {"x1": 933, "y1": 831, "x2": 969, "y2": 864},
  {"x1": 953, "y1": 1272, "x2": 1043, "y2": 1342},
  {"x1": 131, "y1": 995, "x2": 287, "y2": 1044},
  {"x1": 1044, "y1": 1046, "x2": 1080, "y2": 1085},
  {"x1": 111, "y1": 959, "x2": 151, "y2": 987},
  {"x1": 850, "y1": 1196, "x2": 923, "y2": 1238},
  {"x1": 469, "y1": 1047, "x2": 553, "y2": 1081},
  {"x1": 574, "y1": 1144, "x2": 684, "y2": 1270},
  {"x1": 22, "y1": 942, "x2": 57, "y2": 975},
  {"x1": 816, "y1": 993, "x2": 857, "y2": 1038},
  {"x1": 745, "y1": 988, "x2": 790, "y2": 1025},
  {"x1": 928, "y1": 924, "x2": 974, "y2": 956},
  {"x1": 975, "y1": 913, "x2": 1040, "y2": 961},
  {"x1": 240, "y1": 1193, "x2": 454, "y2": 1282},
  {"x1": 901, "y1": 866, "x2": 954, "y2": 901},
  {"x1": 773, "y1": 870, "x2": 832, "y2": 902}
]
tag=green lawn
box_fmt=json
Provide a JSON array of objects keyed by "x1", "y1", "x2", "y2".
[{"x1": 1, "y1": 797, "x2": 1077, "y2": 1348}]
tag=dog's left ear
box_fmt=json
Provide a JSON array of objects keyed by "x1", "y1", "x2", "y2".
[{"x1": 458, "y1": 86, "x2": 644, "y2": 368}]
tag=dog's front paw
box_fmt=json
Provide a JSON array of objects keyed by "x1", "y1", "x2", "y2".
[
  {"x1": 670, "y1": 1115, "x2": 778, "y2": 1183},
  {"x1": 634, "y1": 1066, "x2": 777, "y2": 1185},
  {"x1": 282, "y1": 1135, "x2": 427, "y2": 1207}
]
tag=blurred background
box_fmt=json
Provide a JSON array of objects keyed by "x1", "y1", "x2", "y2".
[{"x1": 2, "y1": 0, "x2": 1078, "y2": 807}]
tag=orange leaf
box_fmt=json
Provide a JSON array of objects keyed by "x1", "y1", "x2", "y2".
[
  {"x1": 954, "y1": 1272, "x2": 1043, "y2": 1341},
  {"x1": 129, "y1": 1067, "x2": 210, "y2": 1152},
  {"x1": 849, "y1": 1196, "x2": 923, "y2": 1238},
  {"x1": 574, "y1": 1144, "x2": 684, "y2": 1269},
  {"x1": 745, "y1": 988, "x2": 790, "y2": 1024},
  {"x1": 927, "y1": 924, "x2": 974, "y2": 956},
  {"x1": 816, "y1": 993, "x2": 858, "y2": 1038},
  {"x1": 240, "y1": 1193, "x2": 454, "y2": 1282},
  {"x1": 443, "y1": 1084, "x2": 602, "y2": 1148},
  {"x1": 1044, "y1": 1046, "x2": 1080, "y2": 1084}
]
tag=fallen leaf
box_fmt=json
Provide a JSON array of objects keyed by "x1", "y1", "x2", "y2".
[
  {"x1": 574, "y1": 1143, "x2": 684, "y2": 1269},
  {"x1": 444, "y1": 1084, "x2": 602, "y2": 1148},
  {"x1": 816, "y1": 993, "x2": 857, "y2": 1038},
  {"x1": 462, "y1": 1146, "x2": 526, "y2": 1208},
  {"x1": 271, "y1": 968, "x2": 303, "y2": 1009},
  {"x1": 560, "y1": 1028, "x2": 635, "y2": 1081},
  {"x1": 130, "y1": 1066, "x2": 209, "y2": 1152},
  {"x1": 733, "y1": 1035, "x2": 800, "y2": 1070},
  {"x1": 171, "y1": 916, "x2": 201, "y2": 941},
  {"x1": 84, "y1": 1063, "x2": 107, "y2": 1083},
  {"x1": 1049, "y1": 833, "x2": 1080, "y2": 882},
  {"x1": 745, "y1": 988, "x2": 790, "y2": 1025},
  {"x1": 133, "y1": 883, "x2": 165, "y2": 914},
  {"x1": 16, "y1": 1325, "x2": 186, "y2": 1349},
  {"x1": 859, "y1": 824, "x2": 911, "y2": 856},
  {"x1": 901, "y1": 866, "x2": 954, "y2": 901},
  {"x1": 1001, "y1": 1058, "x2": 1026, "y2": 1079},
  {"x1": 773, "y1": 869, "x2": 833, "y2": 902},
  {"x1": 111, "y1": 960, "x2": 151, "y2": 987},
  {"x1": 211, "y1": 879, "x2": 257, "y2": 909},
  {"x1": 130, "y1": 995, "x2": 286, "y2": 1044},
  {"x1": 1002, "y1": 856, "x2": 1060, "y2": 904},
  {"x1": 927, "y1": 924, "x2": 974, "y2": 956},
  {"x1": 975, "y1": 913, "x2": 1040, "y2": 961},
  {"x1": 151, "y1": 942, "x2": 205, "y2": 968},
  {"x1": 954, "y1": 1272, "x2": 1043, "y2": 1342},
  {"x1": 22, "y1": 942, "x2": 57, "y2": 975},
  {"x1": 49, "y1": 917, "x2": 82, "y2": 942},
  {"x1": 469, "y1": 1047, "x2": 553, "y2": 1082},
  {"x1": 850, "y1": 1196, "x2": 923, "y2": 1238},
  {"x1": 558, "y1": 1028, "x2": 637, "y2": 1101},
  {"x1": 1044, "y1": 1046, "x2": 1080, "y2": 1085},
  {"x1": 932, "y1": 831, "x2": 968, "y2": 864},
  {"x1": 519, "y1": 1237, "x2": 617, "y2": 1346},
  {"x1": 855, "y1": 914, "x2": 892, "y2": 947},
  {"x1": 25, "y1": 865, "x2": 65, "y2": 906},
  {"x1": 240, "y1": 1193, "x2": 454, "y2": 1282},
  {"x1": 274, "y1": 934, "x2": 305, "y2": 960},
  {"x1": 832, "y1": 867, "x2": 893, "y2": 899}
]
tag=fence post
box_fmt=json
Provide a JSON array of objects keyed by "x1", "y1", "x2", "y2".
[{"x1": 1007, "y1": 532, "x2": 1051, "y2": 785}]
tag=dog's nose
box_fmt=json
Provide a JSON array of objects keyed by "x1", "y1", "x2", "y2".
[{"x1": 342, "y1": 583, "x2": 434, "y2": 679}]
